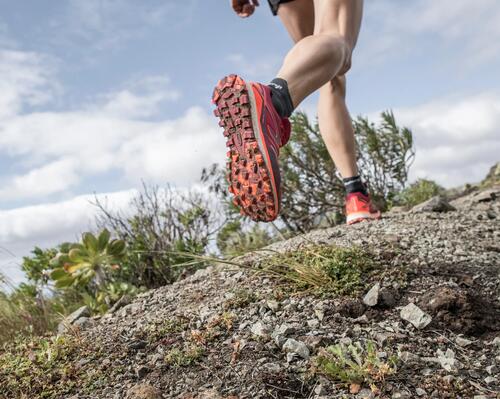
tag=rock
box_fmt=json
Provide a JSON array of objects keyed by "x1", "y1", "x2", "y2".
[
  {"x1": 491, "y1": 336, "x2": 500, "y2": 347},
  {"x1": 272, "y1": 323, "x2": 294, "y2": 347},
  {"x1": 474, "y1": 189, "x2": 498, "y2": 203},
  {"x1": 266, "y1": 300, "x2": 280, "y2": 312},
  {"x1": 314, "y1": 304, "x2": 325, "y2": 321},
  {"x1": 108, "y1": 295, "x2": 132, "y2": 313},
  {"x1": 307, "y1": 319, "x2": 320, "y2": 329},
  {"x1": 400, "y1": 303, "x2": 432, "y2": 329},
  {"x1": 363, "y1": 283, "x2": 380, "y2": 307},
  {"x1": 57, "y1": 306, "x2": 90, "y2": 334},
  {"x1": 357, "y1": 388, "x2": 374, "y2": 398},
  {"x1": 436, "y1": 348, "x2": 459, "y2": 372},
  {"x1": 282, "y1": 338, "x2": 310, "y2": 360},
  {"x1": 126, "y1": 383, "x2": 161, "y2": 399},
  {"x1": 399, "y1": 351, "x2": 420, "y2": 364},
  {"x1": 416, "y1": 388, "x2": 426, "y2": 396},
  {"x1": 72, "y1": 317, "x2": 93, "y2": 330},
  {"x1": 262, "y1": 362, "x2": 281, "y2": 373},
  {"x1": 314, "y1": 383, "x2": 327, "y2": 395},
  {"x1": 128, "y1": 340, "x2": 148, "y2": 350},
  {"x1": 251, "y1": 321, "x2": 270, "y2": 338},
  {"x1": 485, "y1": 365, "x2": 497, "y2": 375},
  {"x1": 379, "y1": 288, "x2": 398, "y2": 308},
  {"x1": 484, "y1": 376, "x2": 497, "y2": 385},
  {"x1": 135, "y1": 365, "x2": 150, "y2": 379},
  {"x1": 412, "y1": 196, "x2": 456, "y2": 213},
  {"x1": 455, "y1": 336, "x2": 473, "y2": 347}
]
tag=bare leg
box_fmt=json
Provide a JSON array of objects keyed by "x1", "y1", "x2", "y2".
[
  {"x1": 277, "y1": 0, "x2": 363, "y2": 178},
  {"x1": 314, "y1": 0, "x2": 362, "y2": 178},
  {"x1": 276, "y1": 0, "x2": 362, "y2": 107}
]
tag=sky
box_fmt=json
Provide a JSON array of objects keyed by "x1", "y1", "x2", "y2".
[{"x1": 1, "y1": 0, "x2": 499, "y2": 285}]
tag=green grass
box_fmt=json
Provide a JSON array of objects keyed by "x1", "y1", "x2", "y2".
[
  {"x1": 0, "y1": 333, "x2": 109, "y2": 398},
  {"x1": 314, "y1": 340, "x2": 398, "y2": 391},
  {"x1": 397, "y1": 178, "x2": 445, "y2": 207},
  {"x1": 223, "y1": 288, "x2": 258, "y2": 310},
  {"x1": 259, "y1": 245, "x2": 377, "y2": 296},
  {"x1": 164, "y1": 344, "x2": 205, "y2": 368}
]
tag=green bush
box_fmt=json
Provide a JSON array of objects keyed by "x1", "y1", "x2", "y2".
[
  {"x1": 216, "y1": 220, "x2": 275, "y2": 257},
  {"x1": 202, "y1": 110, "x2": 415, "y2": 234},
  {"x1": 260, "y1": 245, "x2": 376, "y2": 296},
  {"x1": 397, "y1": 178, "x2": 444, "y2": 207},
  {"x1": 94, "y1": 184, "x2": 220, "y2": 287},
  {"x1": 314, "y1": 340, "x2": 398, "y2": 388}
]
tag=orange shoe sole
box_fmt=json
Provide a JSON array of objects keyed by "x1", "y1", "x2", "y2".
[{"x1": 212, "y1": 74, "x2": 278, "y2": 222}]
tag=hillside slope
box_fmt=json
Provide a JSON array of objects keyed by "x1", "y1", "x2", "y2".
[{"x1": 1, "y1": 186, "x2": 499, "y2": 399}]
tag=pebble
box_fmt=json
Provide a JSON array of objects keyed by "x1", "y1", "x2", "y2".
[
  {"x1": 455, "y1": 336, "x2": 473, "y2": 347},
  {"x1": 363, "y1": 283, "x2": 380, "y2": 306},
  {"x1": 250, "y1": 321, "x2": 270, "y2": 338},
  {"x1": 400, "y1": 303, "x2": 432, "y2": 329},
  {"x1": 436, "y1": 348, "x2": 459, "y2": 372},
  {"x1": 266, "y1": 300, "x2": 280, "y2": 312},
  {"x1": 282, "y1": 338, "x2": 310, "y2": 360},
  {"x1": 484, "y1": 376, "x2": 497, "y2": 385}
]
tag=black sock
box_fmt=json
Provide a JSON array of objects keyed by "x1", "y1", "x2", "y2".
[
  {"x1": 343, "y1": 175, "x2": 368, "y2": 196},
  {"x1": 268, "y1": 78, "x2": 294, "y2": 118}
]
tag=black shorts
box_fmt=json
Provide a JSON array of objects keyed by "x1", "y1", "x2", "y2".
[{"x1": 268, "y1": 0, "x2": 295, "y2": 16}]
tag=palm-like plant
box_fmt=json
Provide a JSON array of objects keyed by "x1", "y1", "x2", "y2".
[{"x1": 50, "y1": 229, "x2": 126, "y2": 290}]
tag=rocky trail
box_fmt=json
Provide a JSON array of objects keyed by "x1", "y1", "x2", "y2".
[{"x1": 2, "y1": 186, "x2": 500, "y2": 399}]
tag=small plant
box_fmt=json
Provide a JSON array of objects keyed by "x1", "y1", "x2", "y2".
[
  {"x1": 224, "y1": 288, "x2": 258, "y2": 309},
  {"x1": 397, "y1": 178, "x2": 444, "y2": 207},
  {"x1": 260, "y1": 245, "x2": 376, "y2": 296},
  {"x1": 49, "y1": 229, "x2": 126, "y2": 290},
  {"x1": 0, "y1": 332, "x2": 108, "y2": 398},
  {"x1": 164, "y1": 344, "x2": 205, "y2": 368},
  {"x1": 314, "y1": 340, "x2": 397, "y2": 391}
]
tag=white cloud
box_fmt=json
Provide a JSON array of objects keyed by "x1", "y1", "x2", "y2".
[
  {"x1": 391, "y1": 92, "x2": 500, "y2": 187},
  {"x1": 226, "y1": 53, "x2": 282, "y2": 81},
  {"x1": 0, "y1": 50, "x2": 58, "y2": 119},
  {"x1": 0, "y1": 190, "x2": 136, "y2": 286},
  {"x1": 0, "y1": 158, "x2": 80, "y2": 201},
  {"x1": 50, "y1": 0, "x2": 196, "y2": 51},
  {"x1": 0, "y1": 50, "x2": 224, "y2": 204},
  {"x1": 358, "y1": 0, "x2": 500, "y2": 68},
  {"x1": 96, "y1": 76, "x2": 181, "y2": 119}
]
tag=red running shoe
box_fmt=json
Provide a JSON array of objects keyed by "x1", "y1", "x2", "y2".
[
  {"x1": 212, "y1": 74, "x2": 291, "y2": 222},
  {"x1": 345, "y1": 192, "x2": 382, "y2": 225}
]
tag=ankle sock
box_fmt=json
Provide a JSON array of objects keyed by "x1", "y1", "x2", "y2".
[
  {"x1": 343, "y1": 175, "x2": 368, "y2": 196},
  {"x1": 268, "y1": 78, "x2": 294, "y2": 118}
]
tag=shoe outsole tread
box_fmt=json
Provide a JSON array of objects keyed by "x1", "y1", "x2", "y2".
[{"x1": 212, "y1": 74, "x2": 278, "y2": 222}]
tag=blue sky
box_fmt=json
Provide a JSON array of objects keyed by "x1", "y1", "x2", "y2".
[{"x1": 1, "y1": 0, "x2": 500, "y2": 284}]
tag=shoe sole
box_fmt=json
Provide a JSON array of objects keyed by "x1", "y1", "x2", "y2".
[
  {"x1": 346, "y1": 211, "x2": 382, "y2": 225},
  {"x1": 212, "y1": 74, "x2": 279, "y2": 222}
]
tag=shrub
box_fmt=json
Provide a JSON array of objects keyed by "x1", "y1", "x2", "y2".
[
  {"x1": 259, "y1": 245, "x2": 376, "y2": 296},
  {"x1": 202, "y1": 110, "x2": 415, "y2": 234},
  {"x1": 397, "y1": 178, "x2": 444, "y2": 207},
  {"x1": 314, "y1": 340, "x2": 398, "y2": 391},
  {"x1": 94, "y1": 184, "x2": 221, "y2": 288},
  {"x1": 216, "y1": 220, "x2": 276, "y2": 257}
]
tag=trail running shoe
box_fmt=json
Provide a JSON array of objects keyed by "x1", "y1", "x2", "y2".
[
  {"x1": 212, "y1": 74, "x2": 291, "y2": 222},
  {"x1": 345, "y1": 192, "x2": 381, "y2": 225}
]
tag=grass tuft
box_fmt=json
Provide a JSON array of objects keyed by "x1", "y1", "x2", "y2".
[
  {"x1": 164, "y1": 344, "x2": 205, "y2": 368},
  {"x1": 0, "y1": 333, "x2": 108, "y2": 398},
  {"x1": 314, "y1": 340, "x2": 398, "y2": 391},
  {"x1": 259, "y1": 245, "x2": 376, "y2": 296}
]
